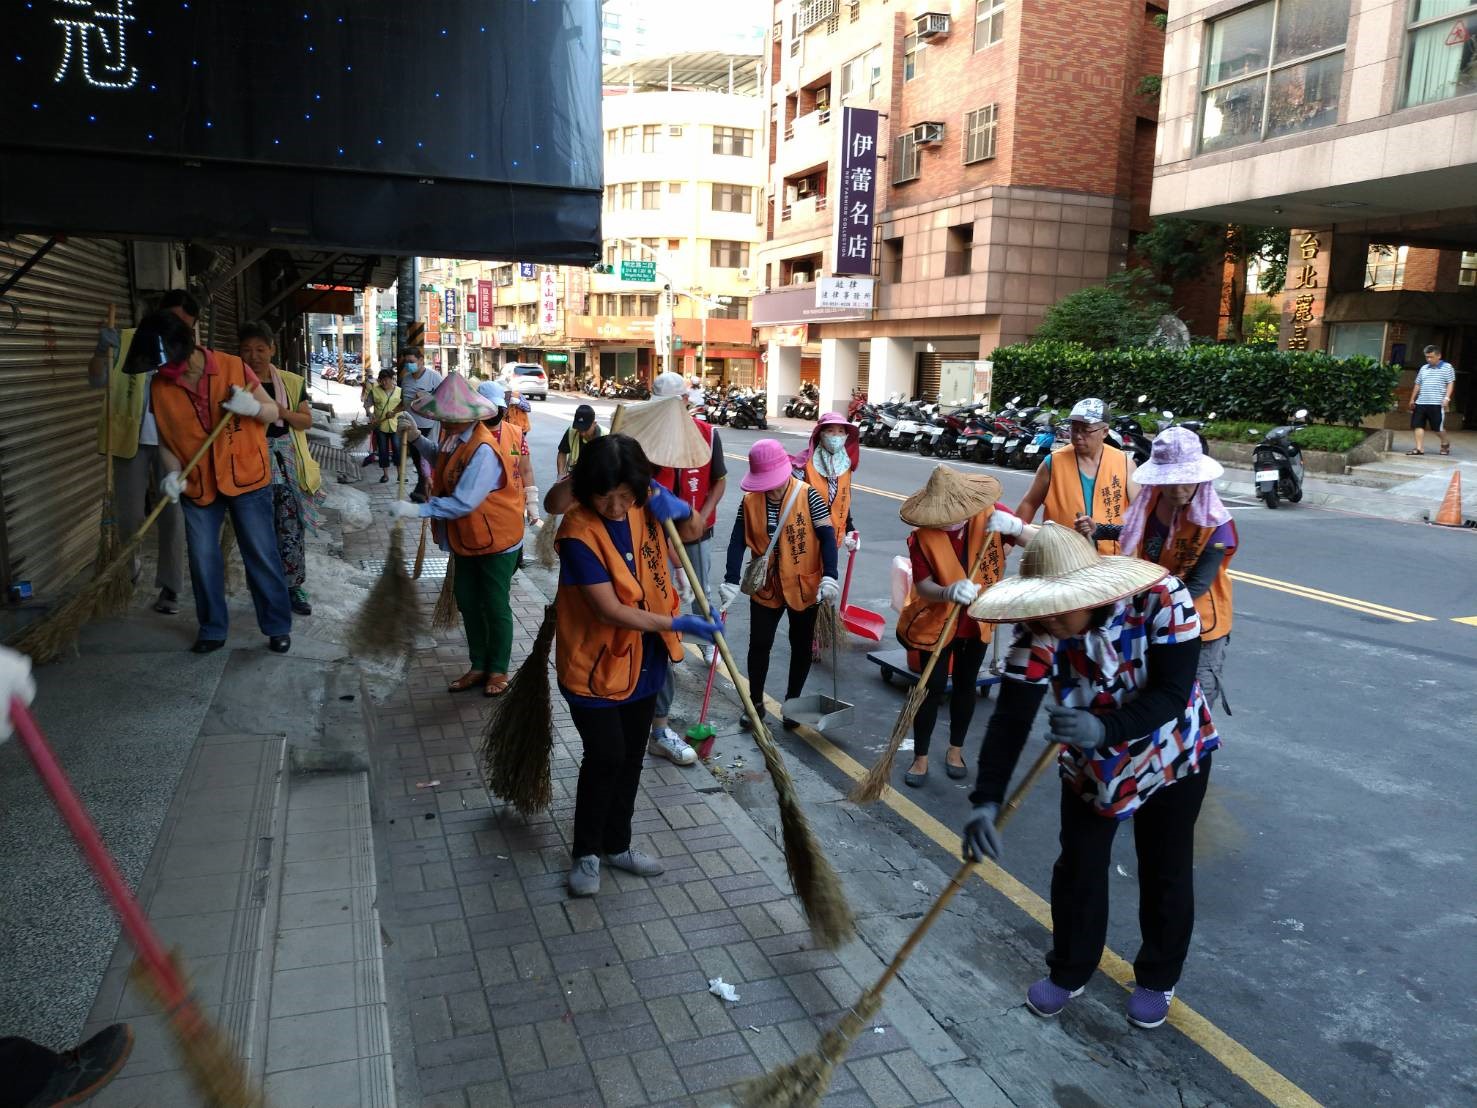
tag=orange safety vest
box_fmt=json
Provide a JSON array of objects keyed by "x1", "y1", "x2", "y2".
[
  {"x1": 741, "y1": 478, "x2": 825, "y2": 611},
  {"x1": 506, "y1": 404, "x2": 530, "y2": 433},
  {"x1": 150, "y1": 352, "x2": 271, "y2": 507},
  {"x1": 1042, "y1": 444, "x2": 1130, "y2": 555},
  {"x1": 432, "y1": 424, "x2": 525, "y2": 555},
  {"x1": 1142, "y1": 491, "x2": 1236, "y2": 642},
  {"x1": 488, "y1": 421, "x2": 529, "y2": 496},
  {"x1": 804, "y1": 458, "x2": 851, "y2": 536},
  {"x1": 896, "y1": 511, "x2": 1006, "y2": 650},
  {"x1": 555, "y1": 503, "x2": 682, "y2": 700}
]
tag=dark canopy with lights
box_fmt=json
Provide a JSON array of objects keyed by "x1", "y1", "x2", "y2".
[{"x1": 0, "y1": 0, "x2": 603, "y2": 264}]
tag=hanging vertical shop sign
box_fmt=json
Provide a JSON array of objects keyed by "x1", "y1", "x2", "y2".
[
  {"x1": 425, "y1": 290, "x2": 442, "y2": 345},
  {"x1": 443, "y1": 288, "x2": 458, "y2": 333},
  {"x1": 540, "y1": 268, "x2": 559, "y2": 333},
  {"x1": 519, "y1": 262, "x2": 537, "y2": 280},
  {"x1": 477, "y1": 279, "x2": 493, "y2": 327},
  {"x1": 833, "y1": 107, "x2": 879, "y2": 277}
]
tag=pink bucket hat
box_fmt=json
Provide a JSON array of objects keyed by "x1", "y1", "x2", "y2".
[
  {"x1": 1134, "y1": 426, "x2": 1223, "y2": 485},
  {"x1": 805, "y1": 410, "x2": 861, "y2": 468},
  {"x1": 741, "y1": 438, "x2": 795, "y2": 492}
]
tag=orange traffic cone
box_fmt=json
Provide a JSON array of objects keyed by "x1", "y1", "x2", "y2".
[{"x1": 1433, "y1": 470, "x2": 1463, "y2": 527}]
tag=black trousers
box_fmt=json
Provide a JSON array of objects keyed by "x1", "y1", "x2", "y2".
[
  {"x1": 747, "y1": 599, "x2": 818, "y2": 711},
  {"x1": 1047, "y1": 755, "x2": 1212, "y2": 992},
  {"x1": 568, "y1": 695, "x2": 657, "y2": 859},
  {"x1": 0, "y1": 1037, "x2": 60, "y2": 1106},
  {"x1": 911, "y1": 636, "x2": 989, "y2": 758}
]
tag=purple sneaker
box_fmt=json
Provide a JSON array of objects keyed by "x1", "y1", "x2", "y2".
[
  {"x1": 1025, "y1": 978, "x2": 1084, "y2": 1018},
  {"x1": 1126, "y1": 985, "x2": 1174, "y2": 1028}
]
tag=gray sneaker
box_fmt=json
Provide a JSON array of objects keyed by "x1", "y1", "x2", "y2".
[
  {"x1": 605, "y1": 849, "x2": 665, "y2": 877},
  {"x1": 647, "y1": 727, "x2": 696, "y2": 766},
  {"x1": 567, "y1": 855, "x2": 601, "y2": 896}
]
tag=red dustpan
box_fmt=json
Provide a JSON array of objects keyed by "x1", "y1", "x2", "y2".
[{"x1": 839, "y1": 537, "x2": 885, "y2": 642}]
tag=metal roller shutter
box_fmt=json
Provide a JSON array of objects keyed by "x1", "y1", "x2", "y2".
[
  {"x1": 855, "y1": 346, "x2": 870, "y2": 393},
  {"x1": 0, "y1": 236, "x2": 132, "y2": 600},
  {"x1": 917, "y1": 351, "x2": 941, "y2": 401},
  {"x1": 204, "y1": 283, "x2": 240, "y2": 353}
]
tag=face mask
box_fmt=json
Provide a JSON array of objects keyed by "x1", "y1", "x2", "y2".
[
  {"x1": 822, "y1": 433, "x2": 847, "y2": 454},
  {"x1": 941, "y1": 519, "x2": 968, "y2": 533},
  {"x1": 404, "y1": 361, "x2": 418, "y2": 373}
]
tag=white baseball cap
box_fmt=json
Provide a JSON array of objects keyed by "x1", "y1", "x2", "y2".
[
  {"x1": 652, "y1": 371, "x2": 687, "y2": 399},
  {"x1": 1068, "y1": 397, "x2": 1109, "y2": 425}
]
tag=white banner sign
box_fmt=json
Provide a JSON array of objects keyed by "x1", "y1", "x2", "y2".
[
  {"x1": 539, "y1": 269, "x2": 559, "y2": 333},
  {"x1": 816, "y1": 276, "x2": 874, "y2": 310}
]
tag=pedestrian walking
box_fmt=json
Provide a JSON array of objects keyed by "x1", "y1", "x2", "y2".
[
  {"x1": 137, "y1": 310, "x2": 293, "y2": 654},
  {"x1": 795, "y1": 409, "x2": 860, "y2": 550},
  {"x1": 1407, "y1": 344, "x2": 1455, "y2": 456},
  {"x1": 87, "y1": 290, "x2": 194, "y2": 615},
  {"x1": 718, "y1": 439, "x2": 840, "y2": 730},
  {"x1": 962, "y1": 522, "x2": 1219, "y2": 1030},
  {"x1": 365, "y1": 368, "x2": 403, "y2": 483},
  {"x1": 389, "y1": 374, "x2": 523, "y2": 697},
  {"x1": 1015, "y1": 397, "x2": 1137, "y2": 553},
  {"x1": 1078, "y1": 426, "x2": 1236, "y2": 711},
  {"x1": 645, "y1": 373, "x2": 728, "y2": 764},
  {"x1": 553, "y1": 433, "x2": 720, "y2": 895},
  {"x1": 557, "y1": 404, "x2": 604, "y2": 477},
  {"x1": 399, "y1": 350, "x2": 443, "y2": 501},
  {"x1": 239, "y1": 321, "x2": 323, "y2": 617},
  {"x1": 894, "y1": 468, "x2": 1032, "y2": 786}
]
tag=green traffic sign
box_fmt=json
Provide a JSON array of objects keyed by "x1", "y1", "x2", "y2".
[
  {"x1": 619, "y1": 260, "x2": 656, "y2": 283},
  {"x1": 546, "y1": 353, "x2": 569, "y2": 363}
]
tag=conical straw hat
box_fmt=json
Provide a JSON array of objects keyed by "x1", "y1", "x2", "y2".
[
  {"x1": 968, "y1": 522, "x2": 1169, "y2": 623},
  {"x1": 898, "y1": 465, "x2": 1003, "y2": 527},
  {"x1": 408, "y1": 372, "x2": 496, "y2": 422},
  {"x1": 610, "y1": 395, "x2": 711, "y2": 469}
]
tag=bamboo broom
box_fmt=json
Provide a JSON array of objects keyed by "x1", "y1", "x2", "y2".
[
  {"x1": 662, "y1": 519, "x2": 855, "y2": 951},
  {"x1": 738, "y1": 741, "x2": 1062, "y2": 1107},
  {"x1": 347, "y1": 430, "x2": 421, "y2": 658},
  {"x1": 11, "y1": 697, "x2": 265, "y2": 1107},
  {"x1": 850, "y1": 542, "x2": 992, "y2": 804},
  {"x1": 91, "y1": 304, "x2": 134, "y2": 618},
  {"x1": 431, "y1": 555, "x2": 459, "y2": 633},
  {"x1": 16, "y1": 413, "x2": 233, "y2": 664},
  {"x1": 480, "y1": 604, "x2": 557, "y2": 816},
  {"x1": 412, "y1": 519, "x2": 429, "y2": 579}
]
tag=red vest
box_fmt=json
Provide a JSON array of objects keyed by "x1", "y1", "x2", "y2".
[{"x1": 653, "y1": 418, "x2": 717, "y2": 526}]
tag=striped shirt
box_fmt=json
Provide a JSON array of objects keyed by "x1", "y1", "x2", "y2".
[
  {"x1": 1414, "y1": 361, "x2": 1455, "y2": 406},
  {"x1": 766, "y1": 486, "x2": 831, "y2": 535}
]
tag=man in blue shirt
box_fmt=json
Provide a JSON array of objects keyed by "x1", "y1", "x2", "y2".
[{"x1": 1408, "y1": 345, "x2": 1456, "y2": 456}]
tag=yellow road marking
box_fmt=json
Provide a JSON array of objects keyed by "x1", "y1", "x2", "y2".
[
  {"x1": 1228, "y1": 570, "x2": 1435, "y2": 623},
  {"x1": 1453, "y1": 616, "x2": 1477, "y2": 627},
  {"x1": 684, "y1": 642, "x2": 1323, "y2": 1108}
]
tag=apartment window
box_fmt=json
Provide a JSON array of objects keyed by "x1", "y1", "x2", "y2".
[
  {"x1": 1198, "y1": 0, "x2": 1348, "y2": 153},
  {"x1": 494, "y1": 266, "x2": 514, "y2": 287},
  {"x1": 667, "y1": 238, "x2": 681, "y2": 251},
  {"x1": 1461, "y1": 250, "x2": 1477, "y2": 287},
  {"x1": 709, "y1": 240, "x2": 750, "y2": 269},
  {"x1": 945, "y1": 224, "x2": 974, "y2": 277},
  {"x1": 638, "y1": 295, "x2": 659, "y2": 316},
  {"x1": 1364, "y1": 244, "x2": 1407, "y2": 290},
  {"x1": 605, "y1": 130, "x2": 618, "y2": 155},
  {"x1": 708, "y1": 297, "x2": 750, "y2": 320},
  {"x1": 619, "y1": 294, "x2": 637, "y2": 317},
  {"x1": 893, "y1": 132, "x2": 920, "y2": 184},
  {"x1": 642, "y1": 124, "x2": 660, "y2": 152},
  {"x1": 641, "y1": 238, "x2": 660, "y2": 259},
  {"x1": 669, "y1": 182, "x2": 683, "y2": 195},
  {"x1": 974, "y1": 0, "x2": 1005, "y2": 51},
  {"x1": 882, "y1": 236, "x2": 903, "y2": 283},
  {"x1": 904, "y1": 33, "x2": 922, "y2": 81},
  {"x1": 963, "y1": 104, "x2": 998, "y2": 163},
  {"x1": 712, "y1": 184, "x2": 754, "y2": 213},
  {"x1": 713, "y1": 126, "x2": 755, "y2": 156},
  {"x1": 621, "y1": 125, "x2": 638, "y2": 153},
  {"x1": 669, "y1": 125, "x2": 685, "y2": 137},
  {"x1": 1405, "y1": 0, "x2": 1477, "y2": 107},
  {"x1": 604, "y1": 184, "x2": 615, "y2": 210},
  {"x1": 837, "y1": 47, "x2": 883, "y2": 101},
  {"x1": 620, "y1": 182, "x2": 637, "y2": 209},
  {"x1": 642, "y1": 181, "x2": 661, "y2": 209}
]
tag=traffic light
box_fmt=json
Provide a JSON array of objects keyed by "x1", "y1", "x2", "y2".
[{"x1": 591, "y1": 263, "x2": 613, "y2": 274}]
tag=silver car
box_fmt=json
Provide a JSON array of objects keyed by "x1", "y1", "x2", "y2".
[{"x1": 500, "y1": 363, "x2": 548, "y2": 399}]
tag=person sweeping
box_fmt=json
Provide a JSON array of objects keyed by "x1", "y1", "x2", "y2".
[
  {"x1": 364, "y1": 368, "x2": 403, "y2": 484},
  {"x1": 1077, "y1": 426, "x2": 1236, "y2": 712},
  {"x1": 794, "y1": 410, "x2": 860, "y2": 552},
  {"x1": 477, "y1": 381, "x2": 540, "y2": 530},
  {"x1": 1015, "y1": 397, "x2": 1137, "y2": 553},
  {"x1": 718, "y1": 439, "x2": 839, "y2": 731},
  {"x1": 388, "y1": 373, "x2": 523, "y2": 696},
  {"x1": 962, "y1": 522, "x2": 1220, "y2": 1030},
  {"x1": 552, "y1": 433, "x2": 721, "y2": 896},
  {"x1": 894, "y1": 468, "x2": 1034, "y2": 786}
]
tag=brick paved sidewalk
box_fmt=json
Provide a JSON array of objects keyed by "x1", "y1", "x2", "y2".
[{"x1": 346, "y1": 515, "x2": 970, "y2": 1107}]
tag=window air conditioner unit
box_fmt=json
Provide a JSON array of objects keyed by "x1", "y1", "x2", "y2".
[
  {"x1": 738, "y1": 266, "x2": 753, "y2": 280},
  {"x1": 791, "y1": 272, "x2": 811, "y2": 285},
  {"x1": 911, "y1": 121, "x2": 945, "y2": 145},
  {"x1": 914, "y1": 12, "x2": 950, "y2": 39}
]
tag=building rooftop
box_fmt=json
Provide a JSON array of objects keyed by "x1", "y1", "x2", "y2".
[{"x1": 603, "y1": 51, "x2": 764, "y2": 97}]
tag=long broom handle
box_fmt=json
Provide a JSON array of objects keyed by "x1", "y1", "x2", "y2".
[
  {"x1": 394, "y1": 427, "x2": 409, "y2": 530},
  {"x1": 114, "y1": 411, "x2": 233, "y2": 561},
  {"x1": 11, "y1": 697, "x2": 186, "y2": 1007},
  {"x1": 906, "y1": 541, "x2": 992, "y2": 700},
  {"x1": 869, "y1": 740, "x2": 1061, "y2": 997}
]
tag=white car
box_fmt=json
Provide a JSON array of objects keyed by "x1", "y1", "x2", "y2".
[{"x1": 500, "y1": 363, "x2": 548, "y2": 399}]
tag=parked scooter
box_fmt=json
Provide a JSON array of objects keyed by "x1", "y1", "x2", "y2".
[
  {"x1": 1108, "y1": 396, "x2": 1154, "y2": 465},
  {"x1": 728, "y1": 389, "x2": 768, "y2": 430},
  {"x1": 1250, "y1": 409, "x2": 1308, "y2": 508}
]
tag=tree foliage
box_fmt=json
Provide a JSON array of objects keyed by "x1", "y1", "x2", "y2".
[
  {"x1": 1032, "y1": 269, "x2": 1173, "y2": 350},
  {"x1": 1133, "y1": 218, "x2": 1289, "y2": 342}
]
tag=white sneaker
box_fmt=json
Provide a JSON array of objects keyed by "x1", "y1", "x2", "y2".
[
  {"x1": 648, "y1": 727, "x2": 696, "y2": 766},
  {"x1": 568, "y1": 855, "x2": 601, "y2": 897}
]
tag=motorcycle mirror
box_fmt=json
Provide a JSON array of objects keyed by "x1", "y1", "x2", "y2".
[
  {"x1": 1037, "y1": 394, "x2": 1048, "y2": 404},
  {"x1": 1161, "y1": 410, "x2": 1174, "y2": 419},
  {"x1": 1206, "y1": 412, "x2": 1217, "y2": 421},
  {"x1": 1295, "y1": 408, "x2": 1308, "y2": 420},
  {"x1": 1247, "y1": 428, "x2": 1259, "y2": 437},
  {"x1": 1137, "y1": 394, "x2": 1148, "y2": 404},
  {"x1": 1010, "y1": 395, "x2": 1021, "y2": 404}
]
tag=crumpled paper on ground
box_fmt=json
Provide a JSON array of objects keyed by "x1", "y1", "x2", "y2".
[{"x1": 707, "y1": 977, "x2": 740, "y2": 1002}]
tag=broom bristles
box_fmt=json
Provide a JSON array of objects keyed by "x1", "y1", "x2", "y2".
[
  {"x1": 814, "y1": 600, "x2": 839, "y2": 653},
  {"x1": 849, "y1": 682, "x2": 929, "y2": 804},
  {"x1": 412, "y1": 520, "x2": 428, "y2": 579},
  {"x1": 534, "y1": 513, "x2": 560, "y2": 569},
  {"x1": 737, "y1": 988, "x2": 884, "y2": 1107},
  {"x1": 481, "y1": 605, "x2": 557, "y2": 816},
  {"x1": 341, "y1": 420, "x2": 373, "y2": 452},
  {"x1": 347, "y1": 527, "x2": 423, "y2": 659},
  {"x1": 91, "y1": 520, "x2": 135, "y2": 618},
  {"x1": 432, "y1": 559, "x2": 459, "y2": 633}
]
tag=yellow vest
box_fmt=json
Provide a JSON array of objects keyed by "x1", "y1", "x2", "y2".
[
  {"x1": 96, "y1": 327, "x2": 149, "y2": 459},
  {"x1": 277, "y1": 370, "x2": 323, "y2": 496}
]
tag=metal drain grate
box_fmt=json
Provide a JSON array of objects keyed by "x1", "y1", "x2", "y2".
[{"x1": 360, "y1": 555, "x2": 450, "y2": 576}]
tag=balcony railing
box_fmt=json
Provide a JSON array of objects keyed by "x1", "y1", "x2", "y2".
[
  {"x1": 783, "y1": 108, "x2": 831, "y2": 141},
  {"x1": 780, "y1": 195, "x2": 827, "y2": 222},
  {"x1": 797, "y1": 0, "x2": 837, "y2": 33}
]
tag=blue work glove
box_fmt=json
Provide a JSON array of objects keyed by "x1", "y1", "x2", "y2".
[
  {"x1": 646, "y1": 483, "x2": 693, "y2": 523},
  {"x1": 516, "y1": 397, "x2": 531, "y2": 413},
  {"x1": 672, "y1": 613, "x2": 724, "y2": 642},
  {"x1": 1045, "y1": 704, "x2": 1107, "y2": 751},
  {"x1": 95, "y1": 326, "x2": 121, "y2": 357},
  {"x1": 962, "y1": 802, "x2": 1002, "y2": 862}
]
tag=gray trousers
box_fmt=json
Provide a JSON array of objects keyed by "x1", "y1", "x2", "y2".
[
  {"x1": 113, "y1": 445, "x2": 184, "y2": 595},
  {"x1": 654, "y1": 536, "x2": 712, "y2": 720},
  {"x1": 1197, "y1": 634, "x2": 1230, "y2": 715}
]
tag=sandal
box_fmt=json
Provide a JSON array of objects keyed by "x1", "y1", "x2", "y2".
[
  {"x1": 1405, "y1": 449, "x2": 1424, "y2": 456},
  {"x1": 484, "y1": 673, "x2": 510, "y2": 697},
  {"x1": 1440, "y1": 445, "x2": 1450, "y2": 456},
  {"x1": 448, "y1": 670, "x2": 488, "y2": 693}
]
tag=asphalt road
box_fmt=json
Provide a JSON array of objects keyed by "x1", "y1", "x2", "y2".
[{"x1": 525, "y1": 393, "x2": 1477, "y2": 1107}]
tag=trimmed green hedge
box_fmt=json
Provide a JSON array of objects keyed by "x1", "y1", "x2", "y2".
[
  {"x1": 1201, "y1": 419, "x2": 1369, "y2": 453},
  {"x1": 989, "y1": 341, "x2": 1398, "y2": 425}
]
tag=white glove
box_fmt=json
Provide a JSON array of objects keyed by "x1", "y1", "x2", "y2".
[
  {"x1": 388, "y1": 500, "x2": 422, "y2": 520},
  {"x1": 719, "y1": 582, "x2": 740, "y2": 610},
  {"x1": 818, "y1": 576, "x2": 840, "y2": 605},
  {"x1": 843, "y1": 531, "x2": 860, "y2": 552},
  {"x1": 0, "y1": 646, "x2": 37, "y2": 743},
  {"x1": 222, "y1": 384, "x2": 262, "y2": 419},
  {"x1": 160, "y1": 471, "x2": 184, "y2": 503},
  {"x1": 524, "y1": 486, "x2": 541, "y2": 523},
  {"x1": 986, "y1": 509, "x2": 1024, "y2": 537},
  {"x1": 944, "y1": 579, "x2": 980, "y2": 605},
  {"x1": 674, "y1": 567, "x2": 693, "y2": 605},
  {"x1": 396, "y1": 412, "x2": 421, "y2": 442}
]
